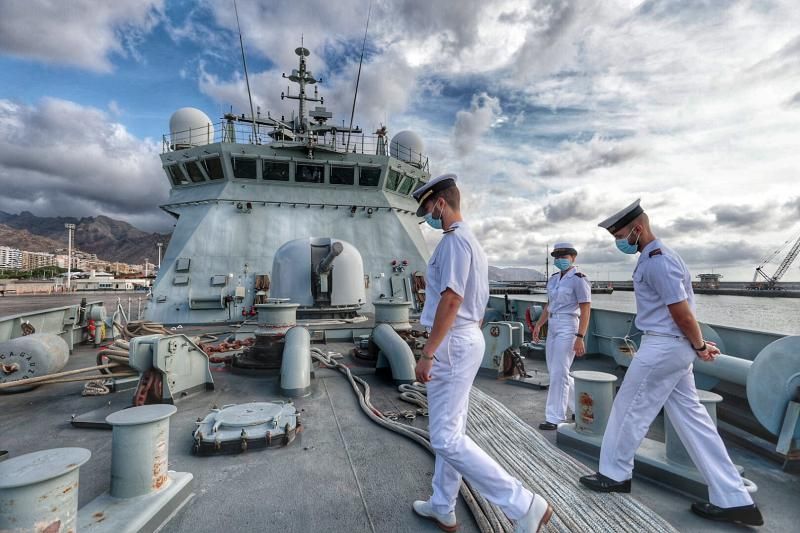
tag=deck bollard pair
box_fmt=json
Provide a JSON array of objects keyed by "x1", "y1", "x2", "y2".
[
  {"x1": 0, "y1": 404, "x2": 192, "y2": 533},
  {"x1": 558, "y1": 368, "x2": 753, "y2": 498}
]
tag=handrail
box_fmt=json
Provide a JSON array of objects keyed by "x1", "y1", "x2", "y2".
[{"x1": 162, "y1": 121, "x2": 429, "y2": 171}]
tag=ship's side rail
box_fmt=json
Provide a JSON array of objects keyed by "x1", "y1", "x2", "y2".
[{"x1": 0, "y1": 301, "x2": 105, "y2": 351}]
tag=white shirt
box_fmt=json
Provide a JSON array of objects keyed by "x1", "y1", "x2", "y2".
[
  {"x1": 546, "y1": 267, "x2": 591, "y2": 317},
  {"x1": 421, "y1": 222, "x2": 489, "y2": 328},
  {"x1": 633, "y1": 239, "x2": 696, "y2": 337}
]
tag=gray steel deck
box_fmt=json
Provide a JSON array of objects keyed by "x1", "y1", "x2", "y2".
[{"x1": 1, "y1": 343, "x2": 798, "y2": 532}]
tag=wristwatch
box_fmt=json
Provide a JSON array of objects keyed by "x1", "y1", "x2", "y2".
[
  {"x1": 692, "y1": 342, "x2": 707, "y2": 352},
  {"x1": 420, "y1": 354, "x2": 434, "y2": 361},
  {"x1": 575, "y1": 333, "x2": 585, "y2": 339}
]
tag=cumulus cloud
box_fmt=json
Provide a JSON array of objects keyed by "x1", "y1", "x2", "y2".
[
  {"x1": 0, "y1": 99, "x2": 172, "y2": 232},
  {"x1": 785, "y1": 197, "x2": 800, "y2": 218},
  {"x1": 662, "y1": 216, "x2": 714, "y2": 236},
  {"x1": 1, "y1": 0, "x2": 799, "y2": 280},
  {"x1": 452, "y1": 93, "x2": 503, "y2": 156},
  {"x1": 0, "y1": 0, "x2": 164, "y2": 72},
  {"x1": 711, "y1": 204, "x2": 775, "y2": 228},
  {"x1": 543, "y1": 190, "x2": 608, "y2": 223},
  {"x1": 537, "y1": 136, "x2": 644, "y2": 178}
]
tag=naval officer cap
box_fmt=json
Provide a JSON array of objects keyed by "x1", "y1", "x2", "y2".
[
  {"x1": 598, "y1": 198, "x2": 644, "y2": 234},
  {"x1": 551, "y1": 242, "x2": 578, "y2": 257},
  {"x1": 412, "y1": 173, "x2": 457, "y2": 217}
]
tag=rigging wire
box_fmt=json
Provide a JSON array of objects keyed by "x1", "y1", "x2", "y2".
[
  {"x1": 233, "y1": 0, "x2": 258, "y2": 142},
  {"x1": 345, "y1": 0, "x2": 373, "y2": 153}
]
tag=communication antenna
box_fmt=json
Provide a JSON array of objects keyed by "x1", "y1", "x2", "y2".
[
  {"x1": 345, "y1": 0, "x2": 373, "y2": 153},
  {"x1": 233, "y1": 0, "x2": 257, "y2": 141}
]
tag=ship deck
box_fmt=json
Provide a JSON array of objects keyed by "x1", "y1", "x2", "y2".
[{"x1": 2, "y1": 333, "x2": 798, "y2": 533}]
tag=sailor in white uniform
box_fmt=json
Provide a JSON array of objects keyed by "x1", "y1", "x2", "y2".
[
  {"x1": 579, "y1": 199, "x2": 763, "y2": 527},
  {"x1": 410, "y1": 174, "x2": 552, "y2": 533},
  {"x1": 531, "y1": 243, "x2": 591, "y2": 430}
]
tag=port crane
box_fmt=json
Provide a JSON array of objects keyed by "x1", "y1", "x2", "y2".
[{"x1": 750, "y1": 230, "x2": 800, "y2": 289}]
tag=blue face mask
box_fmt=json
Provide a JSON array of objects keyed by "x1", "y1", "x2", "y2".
[
  {"x1": 554, "y1": 258, "x2": 572, "y2": 271},
  {"x1": 423, "y1": 201, "x2": 443, "y2": 230},
  {"x1": 615, "y1": 227, "x2": 640, "y2": 254}
]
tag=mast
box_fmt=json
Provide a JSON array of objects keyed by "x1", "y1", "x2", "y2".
[{"x1": 282, "y1": 39, "x2": 322, "y2": 134}]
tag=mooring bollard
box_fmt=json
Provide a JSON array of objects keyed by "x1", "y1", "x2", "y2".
[
  {"x1": 664, "y1": 389, "x2": 723, "y2": 466},
  {"x1": 571, "y1": 370, "x2": 618, "y2": 436},
  {"x1": 0, "y1": 447, "x2": 91, "y2": 532},
  {"x1": 106, "y1": 404, "x2": 177, "y2": 498}
]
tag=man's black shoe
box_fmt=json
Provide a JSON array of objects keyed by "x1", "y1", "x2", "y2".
[
  {"x1": 538, "y1": 422, "x2": 558, "y2": 430},
  {"x1": 579, "y1": 473, "x2": 631, "y2": 493},
  {"x1": 691, "y1": 502, "x2": 763, "y2": 526}
]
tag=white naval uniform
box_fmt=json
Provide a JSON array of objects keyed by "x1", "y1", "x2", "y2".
[
  {"x1": 544, "y1": 267, "x2": 591, "y2": 424},
  {"x1": 422, "y1": 222, "x2": 534, "y2": 520},
  {"x1": 599, "y1": 239, "x2": 753, "y2": 508}
]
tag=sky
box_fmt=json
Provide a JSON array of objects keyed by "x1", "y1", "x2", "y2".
[{"x1": 0, "y1": 0, "x2": 798, "y2": 281}]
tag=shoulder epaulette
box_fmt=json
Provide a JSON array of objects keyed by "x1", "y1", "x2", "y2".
[
  {"x1": 649, "y1": 248, "x2": 662, "y2": 257},
  {"x1": 575, "y1": 272, "x2": 586, "y2": 278},
  {"x1": 442, "y1": 228, "x2": 456, "y2": 234},
  {"x1": 550, "y1": 272, "x2": 559, "y2": 277}
]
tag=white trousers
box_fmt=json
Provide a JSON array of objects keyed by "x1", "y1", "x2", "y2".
[
  {"x1": 428, "y1": 326, "x2": 534, "y2": 520},
  {"x1": 544, "y1": 315, "x2": 579, "y2": 423},
  {"x1": 599, "y1": 335, "x2": 753, "y2": 508}
]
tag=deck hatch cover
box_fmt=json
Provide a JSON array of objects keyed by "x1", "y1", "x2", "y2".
[{"x1": 192, "y1": 402, "x2": 300, "y2": 455}]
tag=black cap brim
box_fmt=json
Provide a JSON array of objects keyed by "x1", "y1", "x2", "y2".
[{"x1": 413, "y1": 177, "x2": 456, "y2": 217}]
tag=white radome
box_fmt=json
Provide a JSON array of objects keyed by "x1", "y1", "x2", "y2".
[
  {"x1": 169, "y1": 107, "x2": 214, "y2": 148},
  {"x1": 390, "y1": 130, "x2": 425, "y2": 163}
]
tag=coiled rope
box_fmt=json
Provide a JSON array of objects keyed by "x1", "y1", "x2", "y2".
[{"x1": 313, "y1": 348, "x2": 678, "y2": 532}]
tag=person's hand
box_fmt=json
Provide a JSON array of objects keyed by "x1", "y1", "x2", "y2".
[
  {"x1": 574, "y1": 337, "x2": 585, "y2": 357},
  {"x1": 697, "y1": 340, "x2": 720, "y2": 361},
  {"x1": 532, "y1": 323, "x2": 542, "y2": 343},
  {"x1": 416, "y1": 355, "x2": 434, "y2": 382}
]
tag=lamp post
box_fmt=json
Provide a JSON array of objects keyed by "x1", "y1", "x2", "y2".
[
  {"x1": 157, "y1": 242, "x2": 163, "y2": 270},
  {"x1": 65, "y1": 224, "x2": 76, "y2": 290}
]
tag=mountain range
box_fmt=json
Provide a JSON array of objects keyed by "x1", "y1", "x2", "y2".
[
  {"x1": 0, "y1": 211, "x2": 546, "y2": 279},
  {"x1": 0, "y1": 211, "x2": 170, "y2": 265}
]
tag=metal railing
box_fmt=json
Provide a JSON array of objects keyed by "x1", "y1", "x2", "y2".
[{"x1": 163, "y1": 122, "x2": 429, "y2": 171}]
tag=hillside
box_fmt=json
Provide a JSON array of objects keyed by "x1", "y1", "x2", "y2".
[
  {"x1": 0, "y1": 211, "x2": 171, "y2": 264},
  {"x1": 488, "y1": 266, "x2": 545, "y2": 281},
  {"x1": 0, "y1": 224, "x2": 65, "y2": 253}
]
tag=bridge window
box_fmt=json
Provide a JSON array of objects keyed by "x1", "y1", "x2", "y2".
[
  {"x1": 386, "y1": 169, "x2": 402, "y2": 191},
  {"x1": 186, "y1": 161, "x2": 206, "y2": 183},
  {"x1": 397, "y1": 176, "x2": 415, "y2": 195},
  {"x1": 296, "y1": 163, "x2": 324, "y2": 183},
  {"x1": 358, "y1": 167, "x2": 381, "y2": 187},
  {"x1": 232, "y1": 157, "x2": 257, "y2": 179},
  {"x1": 166, "y1": 164, "x2": 189, "y2": 186},
  {"x1": 263, "y1": 161, "x2": 290, "y2": 181},
  {"x1": 202, "y1": 157, "x2": 225, "y2": 180},
  {"x1": 330, "y1": 166, "x2": 354, "y2": 185}
]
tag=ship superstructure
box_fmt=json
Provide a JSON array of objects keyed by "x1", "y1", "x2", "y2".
[{"x1": 146, "y1": 47, "x2": 431, "y2": 324}]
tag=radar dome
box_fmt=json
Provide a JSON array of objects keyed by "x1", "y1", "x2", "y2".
[
  {"x1": 390, "y1": 130, "x2": 425, "y2": 165},
  {"x1": 169, "y1": 107, "x2": 214, "y2": 149}
]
